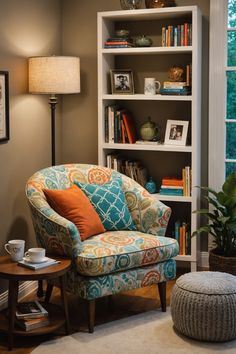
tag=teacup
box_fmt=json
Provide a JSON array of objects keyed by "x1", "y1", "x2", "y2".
[
  {"x1": 24, "y1": 248, "x2": 46, "y2": 263},
  {"x1": 5, "y1": 239, "x2": 25, "y2": 262}
]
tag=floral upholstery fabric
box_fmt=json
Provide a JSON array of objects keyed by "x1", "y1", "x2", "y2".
[
  {"x1": 26, "y1": 164, "x2": 177, "y2": 301},
  {"x1": 76, "y1": 231, "x2": 178, "y2": 276},
  {"x1": 67, "y1": 259, "x2": 176, "y2": 300},
  {"x1": 26, "y1": 164, "x2": 172, "y2": 257}
]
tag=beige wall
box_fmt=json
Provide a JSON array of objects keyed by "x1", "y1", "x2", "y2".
[{"x1": 0, "y1": 0, "x2": 62, "y2": 274}]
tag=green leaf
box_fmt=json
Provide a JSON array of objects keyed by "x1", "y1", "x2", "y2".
[
  {"x1": 192, "y1": 226, "x2": 211, "y2": 237},
  {"x1": 197, "y1": 185, "x2": 217, "y2": 195},
  {"x1": 222, "y1": 172, "x2": 236, "y2": 197}
]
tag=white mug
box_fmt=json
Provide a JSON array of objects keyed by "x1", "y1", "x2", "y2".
[
  {"x1": 24, "y1": 248, "x2": 46, "y2": 263},
  {"x1": 5, "y1": 239, "x2": 25, "y2": 262},
  {"x1": 144, "y1": 78, "x2": 161, "y2": 95}
]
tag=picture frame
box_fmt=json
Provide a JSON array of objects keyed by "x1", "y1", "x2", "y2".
[
  {"x1": 164, "y1": 119, "x2": 189, "y2": 146},
  {"x1": 0, "y1": 71, "x2": 9, "y2": 142},
  {"x1": 110, "y1": 69, "x2": 134, "y2": 94}
]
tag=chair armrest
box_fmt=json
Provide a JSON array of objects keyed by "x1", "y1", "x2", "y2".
[
  {"x1": 123, "y1": 178, "x2": 171, "y2": 236},
  {"x1": 27, "y1": 200, "x2": 83, "y2": 258}
]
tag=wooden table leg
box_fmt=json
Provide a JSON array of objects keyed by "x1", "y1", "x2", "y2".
[
  {"x1": 8, "y1": 279, "x2": 19, "y2": 350},
  {"x1": 59, "y1": 274, "x2": 70, "y2": 335},
  {"x1": 44, "y1": 282, "x2": 54, "y2": 305}
]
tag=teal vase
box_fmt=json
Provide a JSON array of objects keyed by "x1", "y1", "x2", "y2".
[{"x1": 145, "y1": 177, "x2": 157, "y2": 194}]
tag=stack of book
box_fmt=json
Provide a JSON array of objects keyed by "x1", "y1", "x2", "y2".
[
  {"x1": 104, "y1": 105, "x2": 137, "y2": 144},
  {"x1": 161, "y1": 64, "x2": 192, "y2": 95},
  {"x1": 15, "y1": 300, "x2": 49, "y2": 331},
  {"x1": 106, "y1": 155, "x2": 148, "y2": 187},
  {"x1": 161, "y1": 23, "x2": 192, "y2": 47},
  {"x1": 174, "y1": 221, "x2": 191, "y2": 255},
  {"x1": 159, "y1": 177, "x2": 184, "y2": 196},
  {"x1": 104, "y1": 37, "x2": 134, "y2": 48}
]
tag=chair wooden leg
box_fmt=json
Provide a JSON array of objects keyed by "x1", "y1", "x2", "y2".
[
  {"x1": 157, "y1": 281, "x2": 166, "y2": 312},
  {"x1": 88, "y1": 299, "x2": 95, "y2": 333}
]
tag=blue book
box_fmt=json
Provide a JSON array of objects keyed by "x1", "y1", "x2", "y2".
[
  {"x1": 175, "y1": 221, "x2": 180, "y2": 243},
  {"x1": 159, "y1": 188, "x2": 183, "y2": 196}
]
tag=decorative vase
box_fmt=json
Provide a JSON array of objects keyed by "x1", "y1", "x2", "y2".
[
  {"x1": 145, "y1": 177, "x2": 157, "y2": 194},
  {"x1": 140, "y1": 117, "x2": 158, "y2": 141},
  {"x1": 145, "y1": 0, "x2": 176, "y2": 8},
  {"x1": 120, "y1": 0, "x2": 142, "y2": 10},
  {"x1": 209, "y1": 248, "x2": 236, "y2": 276}
]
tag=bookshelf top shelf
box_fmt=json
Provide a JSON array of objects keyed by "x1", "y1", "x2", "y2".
[
  {"x1": 101, "y1": 46, "x2": 192, "y2": 55},
  {"x1": 98, "y1": 6, "x2": 199, "y2": 21}
]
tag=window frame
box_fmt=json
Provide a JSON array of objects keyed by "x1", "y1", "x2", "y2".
[{"x1": 209, "y1": 0, "x2": 228, "y2": 192}]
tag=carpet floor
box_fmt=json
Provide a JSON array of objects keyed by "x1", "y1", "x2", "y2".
[{"x1": 32, "y1": 308, "x2": 236, "y2": 354}]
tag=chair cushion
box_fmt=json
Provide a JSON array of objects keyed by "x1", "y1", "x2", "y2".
[
  {"x1": 76, "y1": 231, "x2": 179, "y2": 276},
  {"x1": 74, "y1": 178, "x2": 136, "y2": 231},
  {"x1": 43, "y1": 185, "x2": 105, "y2": 241}
]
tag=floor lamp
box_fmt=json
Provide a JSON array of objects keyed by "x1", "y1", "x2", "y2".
[
  {"x1": 28, "y1": 56, "x2": 80, "y2": 165},
  {"x1": 28, "y1": 56, "x2": 80, "y2": 297}
]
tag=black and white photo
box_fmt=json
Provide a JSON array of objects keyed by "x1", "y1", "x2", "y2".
[
  {"x1": 110, "y1": 69, "x2": 134, "y2": 94},
  {"x1": 164, "y1": 120, "x2": 189, "y2": 146}
]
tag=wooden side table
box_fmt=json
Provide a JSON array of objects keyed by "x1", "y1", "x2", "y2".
[{"x1": 0, "y1": 255, "x2": 71, "y2": 350}]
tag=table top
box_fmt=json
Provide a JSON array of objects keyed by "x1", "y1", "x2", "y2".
[{"x1": 0, "y1": 255, "x2": 71, "y2": 281}]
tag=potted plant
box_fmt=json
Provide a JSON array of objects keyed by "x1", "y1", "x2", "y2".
[{"x1": 192, "y1": 173, "x2": 236, "y2": 275}]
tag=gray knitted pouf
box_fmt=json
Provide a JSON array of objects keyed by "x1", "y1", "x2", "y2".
[{"x1": 171, "y1": 271, "x2": 236, "y2": 342}]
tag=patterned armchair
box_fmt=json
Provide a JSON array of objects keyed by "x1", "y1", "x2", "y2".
[{"x1": 26, "y1": 164, "x2": 179, "y2": 332}]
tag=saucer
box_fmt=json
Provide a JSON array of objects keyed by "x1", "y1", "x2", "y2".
[{"x1": 23, "y1": 256, "x2": 49, "y2": 264}]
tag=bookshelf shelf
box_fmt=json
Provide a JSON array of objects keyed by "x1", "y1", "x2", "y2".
[
  {"x1": 102, "y1": 46, "x2": 192, "y2": 55},
  {"x1": 153, "y1": 194, "x2": 193, "y2": 203},
  {"x1": 102, "y1": 143, "x2": 193, "y2": 153},
  {"x1": 102, "y1": 94, "x2": 192, "y2": 101},
  {"x1": 97, "y1": 6, "x2": 202, "y2": 272}
]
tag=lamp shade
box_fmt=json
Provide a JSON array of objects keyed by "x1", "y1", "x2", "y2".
[{"x1": 29, "y1": 56, "x2": 80, "y2": 94}]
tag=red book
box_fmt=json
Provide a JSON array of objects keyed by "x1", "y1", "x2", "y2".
[
  {"x1": 162, "y1": 178, "x2": 183, "y2": 187},
  {"x1": 121, "y1": 111, "x2": 137, "y2": 144}
]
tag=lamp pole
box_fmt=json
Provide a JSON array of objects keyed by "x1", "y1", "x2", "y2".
[{"x1": 49, "y1": 95, "x2": 57, "y2": 166}]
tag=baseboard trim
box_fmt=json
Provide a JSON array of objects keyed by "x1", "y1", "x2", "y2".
[{"x1": 0, "y1": 281, "x2": 38, "y2": 311}]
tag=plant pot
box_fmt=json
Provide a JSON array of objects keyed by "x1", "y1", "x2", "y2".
[{"x1": 209, "y1": 248, "x2": 236, "y2": 276}]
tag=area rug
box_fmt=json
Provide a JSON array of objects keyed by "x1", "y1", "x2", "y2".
[{"x1": 32, "y1": 309, "x2": 236, "y2": 354}]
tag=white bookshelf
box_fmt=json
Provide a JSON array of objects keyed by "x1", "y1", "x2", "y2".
[{"x1": 97, "y1": 6, "x2": 202, "y2": 271}]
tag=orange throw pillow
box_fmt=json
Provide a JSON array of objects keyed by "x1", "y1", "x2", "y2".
[{"x1": 43, "y1": 184, "x2": 105, "y2": 241}]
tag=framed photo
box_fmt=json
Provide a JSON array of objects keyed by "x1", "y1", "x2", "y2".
[
  {"x1": 164, "y1": 119, "x2": 189, "y2": 146},
  {"x1": 110, "y1": 69, "x2": 134, "y2": 94},
  {"x1": 0, "y1": 71, "x2": 9, "y2": 142}
]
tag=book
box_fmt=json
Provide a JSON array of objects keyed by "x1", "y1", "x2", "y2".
[
  {"x1": 160, "y1": 87, "x2": 191, "y2": 95},
  {"x1": 163, "y1": 81, "x2": 188, "y2": 89},
  {"x1": 135, "y1": 140, "x2": 161, "y2": 145},
  {"x1": 15, "y1": 316, "x2": 50, "y2": 331},
  {"x1": 16, "y1": 300, "x2": 48, "y2": 320},
  {"x1": 18, "y1": 257, "x2": 60, "y2": 270},
  {"x1": 121, "y1": 111, "x2": 137, "y2": 144},
  {"x1": 159, "y1": 188, "x2": 183, "y2": 196},
  {"x1": 162, "y1": 178, "x2": 183, "y2": 187}
]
